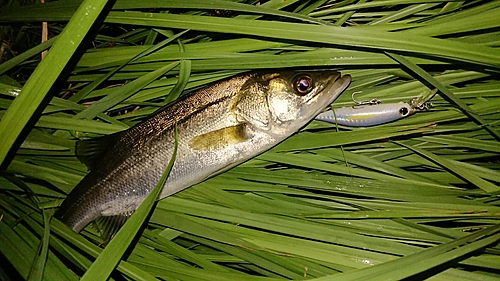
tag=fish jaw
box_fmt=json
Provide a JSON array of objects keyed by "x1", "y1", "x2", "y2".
[{"x1": 305, "y1": 73, "x2": 352, "y2": 119}]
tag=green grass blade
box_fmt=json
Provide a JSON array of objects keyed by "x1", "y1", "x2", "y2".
[
  {"x1": 34, "y1": 114, "x2": 128, "y2": 135},
  {"x1": 0, "y1": 0, "x2": 113, "y2": 167},
  {"x1": 421, "y1": 135, "x2": 500, "y2": 153},
  {"x1": 162, "y1": 40, "x2": 192, "y2": 105},
  {"x1": 27, "y1": 210, "x2": 51, "y2": 281},
  {"x1": 0, "y1": 36, "x2": 57, "y2": 76},
  {"x1": 75, "y1": 61, "x2": 179, "y2": 120},
  {"x1": 314, "y1": 224, "x2": 500, "y2": 281},
  {"x1": 394, "y1": 141, "x2": 500, "y2": 193},
  {"x1": 105, "y1": 12, "x2": 500, "y2": 68},
  {"x1": 141, "y1": 230, "x2": 227, "y2": 272},
  {"x1": 369, "y1": 3, "x2": 440, "y2": 25},
  {"x1": 406, "y1": 6, "x2": 500, "y2": 36},
  {"x1": 69, "y1": 29, "x2": 188, "y2": 103},
  {"x1": 309, "y1": 0, "x2": 476, "y2": 16},
  {"x1": 0, "y1": 0, "x2": 325, "y2": 25},
  {"x1": 274, "y1": 124, "x2": 430, "y2": 151}
]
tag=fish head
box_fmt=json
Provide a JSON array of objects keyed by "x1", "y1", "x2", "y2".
[{"x1": 234, "y1": 70, "x2": 351, "y2": 136}]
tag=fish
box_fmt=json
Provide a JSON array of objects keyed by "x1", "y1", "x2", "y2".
[
  {"x1": 315, "y1": 102, "x2": 416, "y2": 127},
  {"x1": 54, "y1": 70, "x2": 351, "y2": 237}
]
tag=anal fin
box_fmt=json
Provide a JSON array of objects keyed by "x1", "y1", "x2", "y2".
[
  {"x1": 189, "y1": 123, "x2": 249, "y2": 151},
  {"x1": 93, "y1": 214, "x2": 131, "y2": 242}
]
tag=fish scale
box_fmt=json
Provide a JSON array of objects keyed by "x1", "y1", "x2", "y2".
[{"x1": 55, "y1": 70, "x2": 351, "y2": 237}]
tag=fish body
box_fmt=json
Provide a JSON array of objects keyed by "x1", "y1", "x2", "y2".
[
  {"x1": 55, "y1": 70, "x2": 351, "y2": 234},
  {"x1": 315, "y1": 102, "x2": 415, "y2": 127}
]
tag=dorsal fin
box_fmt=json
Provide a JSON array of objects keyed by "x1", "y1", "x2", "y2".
[
  {"x1": 75, "y1": 132, "x2": 125, "y2": 170},
  {"x1": 93, "y1": 214, "x2": 132, "y2": 242}
]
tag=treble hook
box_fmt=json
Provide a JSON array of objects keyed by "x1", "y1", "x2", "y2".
[
  {"x1": 410, "y1": 88, "x2": 437, "y2": 111},
  {"x1": 351, "y1": 91, "x2": 381, "y2": 106}
]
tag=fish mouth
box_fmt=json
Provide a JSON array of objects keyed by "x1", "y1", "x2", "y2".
[
  {"x1": 307, "y1": 72, "x2": 351, "y2": 107},
  {"x1": 321, "y1": 72, "x2": 342, "y2": 96}
]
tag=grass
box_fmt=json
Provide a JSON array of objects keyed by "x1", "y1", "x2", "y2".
[{"x1": 0, "y1": 0, "x2": 499, "y2": 280}]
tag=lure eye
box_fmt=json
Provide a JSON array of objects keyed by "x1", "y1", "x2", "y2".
[
  {"x1": 399, "y1": 107, "x2": 409, "y2": 116},
  {"x1": 293, "y1": 75, "x2": 314, "y2": 96}
]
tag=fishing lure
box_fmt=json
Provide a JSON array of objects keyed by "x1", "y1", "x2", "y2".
[{"x1": 315, "y1": 91, "x2": 433, "y2": 127}]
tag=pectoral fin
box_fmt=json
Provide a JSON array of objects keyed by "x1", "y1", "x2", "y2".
[{"x1": 189, "y1": 123, "x2": 249, "y2": 151}]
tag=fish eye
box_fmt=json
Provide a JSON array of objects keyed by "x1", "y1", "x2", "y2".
[
  {"x1": 293, "y1": 75, "x2": 314, "y2": 96},
  {"x1": 399, "y1": 107, "x2": 409, "y2": 116}
]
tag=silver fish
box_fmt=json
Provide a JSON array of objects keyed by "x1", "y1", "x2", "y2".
[{"x1": 55, "y1": 70, "x2": 351, "y2": 236}]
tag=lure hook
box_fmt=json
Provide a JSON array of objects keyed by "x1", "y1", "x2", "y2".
[
  {"x1": 351, "y1": 91, "x2": 381, "y2": 106},
  {"x1": 410, "y1": 88, "x2": 437, "y2": 111}
]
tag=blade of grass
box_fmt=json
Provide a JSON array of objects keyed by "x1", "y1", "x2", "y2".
[
  {"x1": 421, "y1": 135, "x2": 500, "y2": 154},
  {"x1": 141, "y1": 230, "x2": 228, "y2": 272},
  {"x1": 75, "y1": 61, "x2": 179, "y2": 120},
  {"x1": 0, "y1": 0, "x2": 326, "y2": 25},
  {"x1": 439, "y1": 1, "x2": 465, "y2": 14},
  {"x1": 308, "y1": 0, "x2": 479, "y2": 17},
  {"x1": 258, "y1": 151, "x2": 448, "y2": 189},
  {"x1": 314, "y1": 148, "x2": 437, "y2": 183},
  {"x1": 69, "y1": 29, "x2": 188, "y2": 103},
  {"x1": 104, "y1": 12, "x2": 500, "y2": 68},
  {"x1": 162, "y1": 40, "x2": 191, "y2": 105},
  {"x1": 273, "y1": 124, "x2": 431, "y2": 151},
  {"x1": 34, "y1": 114, "x2": 128, "y2": 134},
  {"x1": 50, "y1": 219, "x2": 158, "y2": 281},
  {"x1": 0, "y1": 216, "x2": 79, "y2": 280},
  {"x1": 114, "y1": 0, "x2": 327, "y2": 25},
  {"x1": 0, "y1": 36, "x2": 57, "y2": 76},
  {"x1": 369, "y1": 3, "x2": 440, "y2": 25},
  {"x1": 405, "y1": 6, "x2": 500, "y2": 36},
  {"x1": 27, "y1": 209, "x2": 51, "y2": 281},
  {"x1": 0, "y1": 0, "x2": 113, "y2": 168},
  {"x1": 313, "y1": 224, "x2": 500, "y2": 281},
  {"x1": 394, "y1": 141, "x2": 500, "y2": 193}
]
